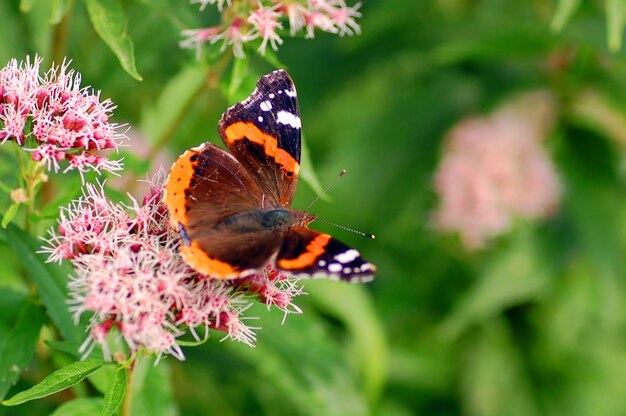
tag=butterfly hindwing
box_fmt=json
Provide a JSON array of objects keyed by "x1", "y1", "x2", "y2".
[
  {"x1": 218, "y1": 70, "x2": 301, "y2": 207},
  {"x1": 164, "y1": 143, "x2": 281, "y2": 278},
  {"x1": 276, "y1": 226, "x2": 376, "y2": 282}
]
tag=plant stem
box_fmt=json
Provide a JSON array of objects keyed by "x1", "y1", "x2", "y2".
[{"x1": 122, "y1": 362, "x2": 136, "y2": 416}]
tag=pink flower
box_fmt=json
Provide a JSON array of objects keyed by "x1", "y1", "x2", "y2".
[
  {"x1": 433, "y1": 92, "x2": 561, "y2": 250},
  {"x1": 41, "y1": 175, "x2": 306, "y2": 360},
  {"x1": 181, "y1": 0, "x2": 362, "y2": 57},
  {"x1": 248, "y1": 3, "x2": 284, "y2": 54},
  {"x1": 192, "y1": 0, "x2": 231, "y2": 12},
  {"x1": 0, "y1": 56, "x2": 126, "y2": 180},
  {"x1": 328, "y1": 1, "x2": 361, "y2": 36},
  {"x1": 180, "y1": 26, "x2": 223, "y2": 59}
]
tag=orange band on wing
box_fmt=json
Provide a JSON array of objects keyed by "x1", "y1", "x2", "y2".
[
  {"x1": 164, "y1": 149, "x2": 199, "y2": 228},
  {"x1": 223, "y1": 121, "x2": 300, "y2": 175},
  {"x1": 278, "y1": 233, "x2": 331, "y2": 270},
  {"x1": 180, "y1": 241, "x2": 239, "y2": 279}
]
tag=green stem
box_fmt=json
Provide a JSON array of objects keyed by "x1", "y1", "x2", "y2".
[
  {"x1": 50, "y1": 0, "x2": 74, "y2": 65},
  {"x1": 122, "y1": 363, "x2": 135, "y2": 416}
]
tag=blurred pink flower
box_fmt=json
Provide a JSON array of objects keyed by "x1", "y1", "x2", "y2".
[
  {"x1": 248, "y1": 3, "x2": 284, "y2": 54},
  {"x1": 41, "y1": 175, "x2": 304, "y2": 361},
  {"x1": 433, "y1": 92, "x2": 561, "y2": 250},
  {"x1": 0, "y1": 56, "x2": 125, "y2": 180},
  {"x1": 181, "y1": 0, "x2": 362, "y2": 57}
]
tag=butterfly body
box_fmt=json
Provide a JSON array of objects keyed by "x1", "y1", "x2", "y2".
[{"x1": 164, "y1": 70, "x2": 376, "y2": 282}]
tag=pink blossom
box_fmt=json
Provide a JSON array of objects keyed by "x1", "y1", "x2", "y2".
[
  {"x1": 0, "y1": 56, "x2": 126, "y2": 180},
  {"x1": 329, "y1": 1, "x2": 361, "y2": 36},
  {"x1": 248, "y1": 3, "x2": 284, "y2": 54},
  {"x1": 41, "y1": 176, "x2": 305, "y2": 360},
  {"x1": 433, "y1": 92, "x2": 561, "y2": 250},
  {"x1": 181, "y1": 0, "x2": 362, "y2": 57}
]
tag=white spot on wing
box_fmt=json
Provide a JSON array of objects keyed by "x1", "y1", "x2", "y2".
[
  {"x1": 260, "y1": 101, "x2": 272, "y2": 112},
  {"x1": 258, "y1": 116, "x2": 263, "y2": 122},
  {"x1": 334, "y1": 249, "x2": 360, "y2": 264},
  {"x1": 269, "y1": 93, "x2": 275, "y2": 99},
  {"x1": 285, "y1": 89, "x2": 297, "y2": 97},
  {"x1": 319, "y1": 260, "x2": 326, "y2": 266},
  {"x1": 277, "y1": 111, "x2": 301, "y2": 129},
  {"x1": 328, "y1": 263, "x2": 342, "y2": 273}
]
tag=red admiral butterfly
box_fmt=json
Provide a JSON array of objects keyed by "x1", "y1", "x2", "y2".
[{"x1": 164, "y1": 70, "x2": 376, "y2": 282}]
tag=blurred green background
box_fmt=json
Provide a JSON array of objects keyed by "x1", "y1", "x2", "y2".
[{"x1": 3, "y1": 0, "x2": 626, "y2": 415}]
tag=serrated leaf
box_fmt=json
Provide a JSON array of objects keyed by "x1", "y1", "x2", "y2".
[
  {"x1": 49, "y1": 397, "x2": 103, "y2": 416},
  {"x1": 2, "y1": 203, "x2": 19, "y2": 228},
  {"x1": 84, "y1": 0, "x2": 142, "y2": 80},
  {"x1": 103, "y1": 368, "x2": 127, "y2": 416},
  {"x1": 2, "y1": 359, "x2": 104, "y2": 406},
  {"x1": 5, "y1": 224, "x2": 81, "y2": 342},
  {"x1": 139, "y1": 64, "x2": 207, "y2": 146},
  {"x1": 607, "y1": 0, "x2": 626, "y2": 52},
  {"x1": 0, "y1": 295, "x2": 45, "y2": 401},
  {"x1": 550, "y1": 0, "x2": 582, "y2": 32},
  {"x1": 50, "y1": 0, "x2": 71, "y2": 24}
]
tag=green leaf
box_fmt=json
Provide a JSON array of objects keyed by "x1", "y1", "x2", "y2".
[
  {"x1": 84, "y1": 0, "x2": 142, "y2": 80},
  {"x1": 5, "y1": 224, "x2": 81, "y2": 342},
  {"x1": 228, "y1": 56, "x2": 249, "y2": 104},
  {"x1": 2, "y1": 203, "x2": 19, "y2": 228},
  {"x1": 607, "y1": 0, "x2": 626, "y2": 52},
  {"x1": 306, "y1": 280, "x2": 387, "y2": 402},
  {"x1": 227, "y1": 303, "x2": 368, "y2": 416},
  {"x1": 550, "y1": 0, "x2": 582, "y2": 32},
  {"x1": 129, "y1": 357, "x2": 176, "y2": 416},
  {"x1": 460, "y1": 320, "x2": 540, "y2": 416},
  {"x1": 300, "y1": 135, "x2": 327, "y2": 199},
  {"x1": 20, "y1": 0, "x2": 37, "y2": 12},
  {"x1": 103, "y1": 368, "x2": 127, "y2": 416},
  {"x1": 441, "y1": 228, "x2": 552, "y2": 339},
  {"x1": 0, "y1": 295, "x2": 45, "y2": 401},
  {"x1": 50, "y1": 0, "x2": 71, "y2": 24},
  {"x1": 49, "y1": 397, "x2": 103, "y2": 416},
  {"x1": 139, "y1": 64, "x2": 207, "y2": 146},
  {"x1": 45, "y1": 340, "x2": 105, "y2": 362},
  {"x1": 2, "y1": 359, "x2": 104, "y2": 406}
]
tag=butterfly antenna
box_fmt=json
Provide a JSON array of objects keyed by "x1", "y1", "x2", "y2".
[
  {"x1": 305, "y1": 169, "x2": 347, "y2": 211},
  {"x1": 315, "y1": 217, "x2": 376, "y2": 239}
]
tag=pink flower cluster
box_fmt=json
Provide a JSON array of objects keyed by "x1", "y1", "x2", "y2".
[
  {"x1": 41, "y1": 177, "x2": 304, "y2": 360},
  {"x1": 433, "y1": 92, "x2": 562, "y2": 250},
  {"x1": 181, "y1": 0, "x2": 362, "y2": 58},
  {"x1": 0, "y1": 56, "x2": 125, "y2": 179}
]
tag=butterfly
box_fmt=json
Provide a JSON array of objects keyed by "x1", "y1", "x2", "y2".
[{"x1": 163, "y1": 70, "x2": 376, "y2": 282}]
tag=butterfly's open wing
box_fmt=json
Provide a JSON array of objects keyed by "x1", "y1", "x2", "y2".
[
  {"x1": 218, "y1": 70, "x2": 301, "y2": 207},
  {"x1": 276, "y1": 227, "x2": 376, "y2": 282},
  {"x1": 164, "y1": 143, "x2": 282, "y2": 278}
]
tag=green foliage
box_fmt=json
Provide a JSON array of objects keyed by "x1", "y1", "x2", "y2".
[
  {"x1": 2, "y1": 0, "x2": 626, "y2": 415},
  {"x1": 2, "y1": 359, "x2": 104, "y2": 406}
]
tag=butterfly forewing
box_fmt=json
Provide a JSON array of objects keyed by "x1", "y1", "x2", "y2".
[{"x1": 218, "y1": 70, "x2": 301, "y2": 207}]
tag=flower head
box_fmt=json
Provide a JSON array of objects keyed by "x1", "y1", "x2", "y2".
[
  {"x1": 41, "y1": 175, "x2": 305, "y2": 361},
  {"x1": 0, "y1": 56, "x2": 126, "y2": 180},
  {"x1": 433, "y1": 92, "x2": 561, "y2": 250},
  {"x1": 180, "y1": 0, "x2": 362, "y2": 58},
  {"x1": 248, "y1": 3, "x2": 284, "y2": 54}
]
